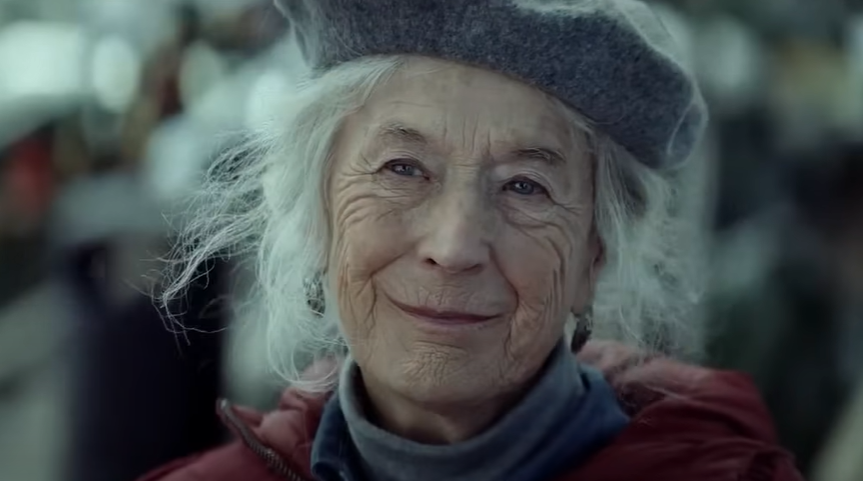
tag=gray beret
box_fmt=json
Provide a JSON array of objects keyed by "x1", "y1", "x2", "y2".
[{"x1": 275, "y1": 0, "x2": 707, "y2": 169}]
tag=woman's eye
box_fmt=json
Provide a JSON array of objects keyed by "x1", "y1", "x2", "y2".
[
  {"x1": 504, "y1": 178, "x2": 548, "y2": 196},
  {"x1": 385, "y1": 161, "x2": 425, "y2": 177}
]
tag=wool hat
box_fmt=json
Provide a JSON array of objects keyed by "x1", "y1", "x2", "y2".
[{"x1": 275, "y1": 0, "x2": 707, "y2": 169}]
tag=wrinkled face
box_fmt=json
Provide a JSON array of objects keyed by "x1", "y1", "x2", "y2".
[{"x1": 328, "y1": 58, "x2": 600, "y2": 406}]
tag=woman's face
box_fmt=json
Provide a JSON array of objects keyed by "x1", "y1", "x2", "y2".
[{"x1": 328, "y1": 58, "x2": 600, "y2": 407}]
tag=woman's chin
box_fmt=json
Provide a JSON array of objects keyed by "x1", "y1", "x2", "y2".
[
  {"x1": 374, "y1": 353, "x2": 496, "y2": 404},
  {"x1": 394, "y1": 375, "x2": 490, "y2": 407}
]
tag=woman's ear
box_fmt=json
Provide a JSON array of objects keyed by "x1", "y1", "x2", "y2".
[
  {"x1": 588, "y1": 229, "x2": 606, "y2": 293},
  {"x1": 571, "y1": 226, "x2": 605, "y2": 316}
]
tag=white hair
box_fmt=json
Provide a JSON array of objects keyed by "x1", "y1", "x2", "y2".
[{"x1": 162, "y1": 54, "x2": 707, "y2": 392}]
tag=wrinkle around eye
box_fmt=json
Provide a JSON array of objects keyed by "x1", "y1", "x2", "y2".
[
  {"x1": 504, "y1": 177, "x2": 549, "y2": 197},
  {"x1": 384, "y1": 159, "x2": 427, "y2": 178},
  {"x1": 368, "y1": 159, "x2": 434, "y2": 204}
]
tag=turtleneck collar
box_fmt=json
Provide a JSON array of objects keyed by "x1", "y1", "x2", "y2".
[{"x1": 311, "y1": 342, "x2": 628, "y2": 481}]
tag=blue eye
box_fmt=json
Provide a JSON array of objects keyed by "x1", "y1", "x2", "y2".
[
  {"x1": 505, "y1": 179, "x2": 547, "y2": 196},
  {"x1": 386, "y1": 161, "x2": 424, "y2": 177}
]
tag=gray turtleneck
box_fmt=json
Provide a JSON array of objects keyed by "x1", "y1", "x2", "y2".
[{"x1": 313, "y1": 343, "x2": 628, "y2": 481}]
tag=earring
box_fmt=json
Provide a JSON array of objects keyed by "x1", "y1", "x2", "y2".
[
  {"x1": 304, "y1": 276, "x2": 325, "y2": 316},
  {"x1": 570, "y1": 306, "x2": 593, "y2": 353}
]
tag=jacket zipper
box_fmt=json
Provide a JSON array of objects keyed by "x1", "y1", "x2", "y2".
[{"x1": 217, "y1": 399, "x2": 308, "y2": 481}]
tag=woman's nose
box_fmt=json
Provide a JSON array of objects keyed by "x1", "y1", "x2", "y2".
[{"x1": 416, "y1": 188, "x2": 492, "y2": 274}]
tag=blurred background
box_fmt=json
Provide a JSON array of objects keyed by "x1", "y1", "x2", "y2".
[{"x1": 0, "y1": 0, "x2": 862, "y2": 480}]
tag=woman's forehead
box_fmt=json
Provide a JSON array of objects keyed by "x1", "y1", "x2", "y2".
[{"x1": 354, "y1": 58, "x2": 575, "y2": 151}]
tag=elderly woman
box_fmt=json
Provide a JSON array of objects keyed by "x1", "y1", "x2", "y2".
[{"x1": 142, "y1": 1, "x2": 803, "y2": 480}]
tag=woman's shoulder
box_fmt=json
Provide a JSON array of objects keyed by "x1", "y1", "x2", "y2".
[
  {"x1": 579, "y1": 340, "x2": 779, "y2": 431},
  {"x1": 580, "y1": 340, "x2": 768, "y2": 413},
  {"x1": 571, "y1": 341, "x2": 804, "y2": 481},
  {"x1": 136, "y1": 394, "x2": 328, "y2": 481},
  {"x1": 134, "y1": 442, "x2": 281, "y2": 481}
]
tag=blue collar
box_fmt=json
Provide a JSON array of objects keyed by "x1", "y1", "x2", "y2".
[
  {"x1": 311, "y1": 364, "x2": 628, "y2": 481},
  {"x1": 310, "y1": 397, "x2": 363, "y2": 481}
]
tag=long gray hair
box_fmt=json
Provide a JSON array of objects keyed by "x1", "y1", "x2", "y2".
[{"x1": 161, "y1": 53, "x2": 708, "y2": 392}]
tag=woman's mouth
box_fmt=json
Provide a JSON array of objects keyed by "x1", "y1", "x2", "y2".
[{"x1": 388, "y1": 297, "x2": 499, "y2": 326}]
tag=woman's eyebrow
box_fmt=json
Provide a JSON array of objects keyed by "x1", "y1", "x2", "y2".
[
  {"x1": 372, "y1": 122, "x2": 568, "y2": 167},
  {"x1": 508, "y1": 147, "x2": 567, "y2": 166},
  {"x1": 375, "y1": 122, "x2": 429, "y2": 147}
]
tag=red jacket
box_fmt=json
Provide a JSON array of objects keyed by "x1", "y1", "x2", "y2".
[{"x1": 139, "y1": 342, "x2": 804, "y2": 481}]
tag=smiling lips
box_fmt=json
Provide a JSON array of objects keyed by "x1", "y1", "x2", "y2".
[{"x1": 389, "y1": 298, "x2": 498, "y2": 325}]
